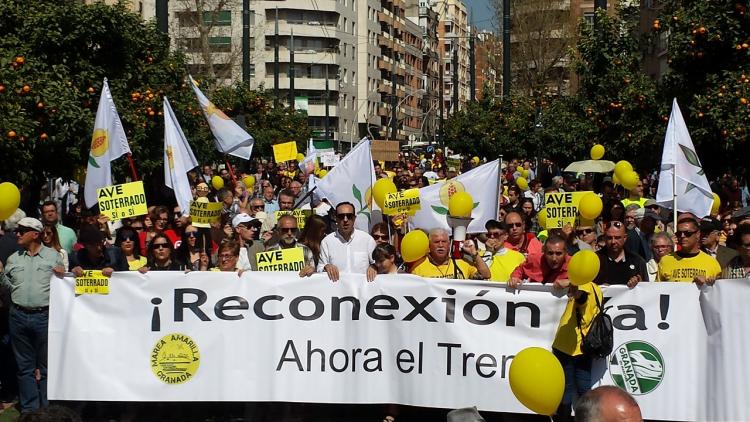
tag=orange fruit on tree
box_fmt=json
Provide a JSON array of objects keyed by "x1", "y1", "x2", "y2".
[
  {"x1": 15, "y1": 56, "x2": 24, "y2": 64},
  {"x1": 22, "y1": 85, "x2": 30, "y2": 93},
  {"x1": 40, "y1": 133, "x2": 48, "y2": 140},
  {"x1": 7, "y1": 131, "x2": 17, "y2": 138}
]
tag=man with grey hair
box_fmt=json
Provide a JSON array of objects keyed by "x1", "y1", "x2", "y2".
[
  {"x1": 646, "y1": 232, "x2": 673, "y2": 281},
  {"x1": 574, "y1": 385, "x2": 642, "y2": 422},
  {"x1": 410, "y1": 228, "x2": 490, "y2": 280}
]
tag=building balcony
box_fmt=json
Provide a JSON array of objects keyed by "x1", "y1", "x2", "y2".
[
  {"x1": 271, "y1": 50, "x2": 339, "y2": 65},
  {"x1": 265, "y1": 77, "x2": 335, "y2": 91},
  {"x1": 305, "y1": 103, "x2": 339, "y2": 117},
  {"x1": 264, "y1": 22, "x2": 340, "y2": 40}
]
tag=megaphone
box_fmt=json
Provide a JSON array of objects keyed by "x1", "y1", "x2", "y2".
[{"x1": 448, "y1": 216, "x2": 473, "y2": 259}]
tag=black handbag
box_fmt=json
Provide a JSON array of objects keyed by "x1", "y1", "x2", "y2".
[{"x1": 577, "y1": 290, "x2": 613, "y2": 358}]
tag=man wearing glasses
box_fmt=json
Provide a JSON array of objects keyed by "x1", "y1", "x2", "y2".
[
  {"x1": 722, "y1": 225, "x2": 750, "y2": 279},
  {"x1": 503, "y1": 211, "x2": 542, "y2": 257},
  {"x1": 657, "y1": 217, "x2": 721, "y2": 284},
  {"x1": 266, "y1": 215, "x2": 316, "y2": 277},
  {"x1": 595, "y1": 221, "x2": 648, "y2": 287},
  {"x1": 0, "y1": 218, "x2": 64, "y2": 412},
  {"x1": 233, "y1": 213, "x2": 264, "y2": 271},
  {"x1": 699, "y1": 217, "x2": 738, "y2": 270},
  {"x1": 318, "y1": 202, "x2": 376, "y2": 282},
  {"x1": 479, "y1": 220, "x2": 525, "y2": 282}
]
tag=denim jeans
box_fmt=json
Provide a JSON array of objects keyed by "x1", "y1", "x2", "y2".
[
  {"x1": 9, "y1": 307, "x2": 48, "y2": 413},
  {"x1": 553, "y1": 348, "x2": 593, "y2": 420}
]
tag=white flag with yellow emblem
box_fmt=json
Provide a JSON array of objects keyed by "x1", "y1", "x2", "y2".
[
  {"x1": 83, "y1": 78, "x2": 132, "y2": 209},
  {"x1": 189, "y1": 75, "x2": 254, "y2": 160},
  {"x1": 409, "y1": 160, "x2": 500, "y2": 234},
  {"x1": 163, "y1": 97, "x2": 199, "y2": 217}
]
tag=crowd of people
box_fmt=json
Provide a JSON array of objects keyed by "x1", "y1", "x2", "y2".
[{"x1": 0, "y1": 151, "x2": 748, "y2": 421}]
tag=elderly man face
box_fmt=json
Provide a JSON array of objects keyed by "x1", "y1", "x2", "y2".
[
  {"x1": 428, "y1": 230, "x2": 450, "y2": 263},
  {"x1": 248, "y1": 199, "x2": 265, "y2": 216}
]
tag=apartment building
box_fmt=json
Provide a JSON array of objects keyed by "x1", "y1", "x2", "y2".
[{"x1": 435, "y1": 0, "x2": 470, "y2": 116}]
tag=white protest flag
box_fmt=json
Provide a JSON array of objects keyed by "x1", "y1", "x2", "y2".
[
  {"x1": 410, "y1": 160, "x2": 500, "y2": 234},
  {"x1": 84, "y1": 78, "x2": 132, "y2": 208},
  {"x1": 189, "y1": 75, "x2": 254, "y2": 160},
  {"x1": 314, "y1": 138, "x2": 375, "y2": 231},
  {"x1": 655, "y1": 98, "x2": 714, "y2": 218},
  {"x1": 299, "y1": 138, "x2": 317, "y2": 173},
  {"x1": 163, "y1": 97, "x2": 199, "y2": 217}
]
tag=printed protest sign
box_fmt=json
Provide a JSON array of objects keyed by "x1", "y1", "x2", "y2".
[
  {"x1": 383, "y1": 189, "x2": 421, "y2": 215},
  {"x1": 543, "y1": 191, "x2": 590, "y2": 229},
  {"x1": 189, "y1": 201, "x2": 222, "y2": 225},
  {"x1": 74, "y1": 270, "x2": 109, "y2": 295},
  {"x1": 256, "y1": 248, "x2": 305, "y2": 271},
  {"x1": 97, "y1": 181, "x2": 148, "y2": 221}
]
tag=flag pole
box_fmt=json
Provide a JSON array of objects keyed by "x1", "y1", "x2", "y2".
[
  {"x1": 224, "y1": 156, "x2": 237, "y2": 183},
  {"x1": 497, "y1": 154, "x2": 503, "y2": 220},
  {"x1": 672, "y1": 131, "x2": 678, "y2": 251},
  {"x1": 126, "y1": 153, "x2": 139, "y2": 181}
]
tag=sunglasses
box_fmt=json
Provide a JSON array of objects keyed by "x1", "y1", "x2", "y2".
[
  {"x1": 337, "y1": 213, "x2": 355, "y2": 221},
  {"x1": 120, "y1": 236, "x2": 136, "y2": 242},
  {"x1": 16, "y1": 227, "x2": 35, "y2": 235},
  {"x1": 508, "y1": 222, "x2": 524, "y2": 228},
  {"x1": 279, "y1": 227, "x2": 298, "y2": 234},
  {"x1": 152, "y1": 243, "x2": 170, "y2": 250},
  {"x1": 185, "y1": 232, "x2": 198, "y2": 238},
  {"x1": 372, "y1": 234, "x2": 388, "y2": 240},
  {"x1": 606, "y1": 221, "x2": 624, "y2": 229},
  {"x1": 219, "y1": 254, "x2": 236, "y2": 260},
  {"x1": 487, "y1": 231, "x2": 506, "y2": 238},
  {"x1": 576, "y1": 228, "x2": 594, "y2": 236},
  {"x1": 675, "y1": 230, "x2": 697, "y2": 238},
  {"x1": 251, "y1": 205, "x2": 264, "y2": 209}
]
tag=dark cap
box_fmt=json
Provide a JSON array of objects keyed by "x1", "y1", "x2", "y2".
[
  {"x1": 733, "y1": 206, "x2": 750, "y2": 223},
  {"x1": 79, "y1": 224, "x2": 104, "y2": 245},
  {"x1": 700, "y1": 217, "x2": 721, "y2": 232},
  {"x1": 643, "y1": 210, "x2": 663, "y2": 222}
]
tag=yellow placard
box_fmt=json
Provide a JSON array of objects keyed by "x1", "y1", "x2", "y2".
[
  {"x1": 383, "y1": 188, "x2": 421, "y2": 215},
  {"x1": 75, "y1": 270, "x2": 109, "y2": 295},
  {"x1": 543, "y1": 191, "x2": 591, "y2": 229},
  {"x1": 272, "y1": 141, "x2": 299, "y2": 163},
  {"x1": 190, "y1": 201, "x2": 223, "y2": 224},
  {"x1": 274, "y1": 210, "x2": 312, "y2": 228},
  {"x1": 96, "y1": 181, "x2": 148, "y2": 221},
  {"x1": 256, "y1": 247, "x2": 305, "y2": 271}
]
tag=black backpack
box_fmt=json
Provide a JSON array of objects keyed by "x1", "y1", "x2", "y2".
[{"x1": 577, "y1": 291, "x2": 613, "y2": 358}]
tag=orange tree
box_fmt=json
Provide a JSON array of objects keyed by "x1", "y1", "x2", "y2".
[{"x1": 0, "y1": 0, "x2": 308, "y2": 193}]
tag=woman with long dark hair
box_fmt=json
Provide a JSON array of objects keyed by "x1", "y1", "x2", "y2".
[
  {"x1": 176, "y1": 225, "x2": 210, "y2": 271},
  {"x1": 140, "y1": 233, "x2": 186, "y2": 272},
  {"x1": 298, "y1": 214, "x2": 328, "y2": 269},
  {"x1": 115, "y1": 226, "x2": 147, "y2": 271}
]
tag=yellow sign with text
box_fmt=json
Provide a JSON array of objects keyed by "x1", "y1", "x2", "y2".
[
  {"x1": 97, "y1": 181, "x2": 148, "y2": 221},
  {"x1": 272, "y1": 141, "x2": 299, "y2": 163},
  {"x1": 256, "y1": 247, "x2": 305, "y2": 271},
  {"x1": 543, "y1": 191, "x2": 591, "y2": 229},
  {"x1": 75, "y1": 270, "x2": 109, "y2": 295},
  {"x1": 274, "y1": 210, "x2": 312, "y2": 228},
  {"x1": 383, "y1": 189, "x2": 421, "y2": 215},
  {"x1": 190, "y1": 201, "x2": 222, "y2": 224}
]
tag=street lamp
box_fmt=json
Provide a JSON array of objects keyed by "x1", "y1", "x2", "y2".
[{"x1": 386, "y1": 88, "x2": 426, "y2": 142}]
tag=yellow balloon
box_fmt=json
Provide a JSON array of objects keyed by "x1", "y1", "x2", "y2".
[
  {"x1": 537, "y1": 208, "x2": 547, "y2": 229},
  {"x1": 620, "y1": 171, "x2": 639, "y2": 191},
  {"x1": 211, "y1": 175, "x2": 224, "y2": 190},
  {"x1": 296, "y1": 153, "x2": 305, "y2": 162},
  {"x1": 578, "y1": 192, "x2": 603, "y2": 220},
  {"x1": 612, "y1": 172, "x2": 620, "y2": 185},
  {"x1": 590, "y1": 144, "x2": 605, "y2": 160},
  {"x1": 448, "y1": 191, "x2": 474, "y2": 218},
  {"x1": 509, "y1": 347, "x2": 565, "y2": 415},
  {"x1": 568, "y1": 250, "x2": 600, "y2": 286},
  {"x1": 242, "y1": 175, "x2": 256, "y2": 189},
  {"x1": 521, "y1": 169, "x2": 530, "y2": 179},
  {"x1": 516, "y1": 176, "x2": 529, "y2": 191},
  {"x1": 318, "y1": 169, "x2": 328, "y2": 178},
  {"x1": 385, "y1": 170, "x2": 396, "y2": 179},
  {"x1": 401, "y1": 230, "x2": 429, "y2": 262},
  {"x1": 614, "y1": 160, "x2": 633, "y2": 178},
  {"x1": 472, "y1": 156, "x2": 480, "y2": 164},
  {"x1": 373, "y1": 178, "x2": 397, "y2": 209},
  {"x1": 711, "y1": 192, "x2": 721, "y2": 215},
  {"x1": 0, "y1": 182, "x2": 21, "y2": 221}
]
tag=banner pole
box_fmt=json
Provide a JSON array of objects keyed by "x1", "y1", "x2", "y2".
[
  {"x1": 126, "y1": 153, "x2": 139, "y2": 181},
  {"x1": 224, "y1": 156, "x2": 237, "y2": 183}
]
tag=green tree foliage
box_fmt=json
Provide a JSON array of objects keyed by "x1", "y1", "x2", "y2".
[
  {"x1": 0, "y1": 0, "x2": 309, "y2": 187},
  {"x1": 653, "y1": 0, "x2": 750, "y2": 170}
]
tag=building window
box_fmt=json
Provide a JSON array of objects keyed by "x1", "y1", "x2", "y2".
[
  {"x1": 203, "y1": 10, "x2": 231, "y2": 26},
  {"x1": 208, "y1": 37, "x2": 232, "y2": 52},
  {"x1": 584, "y1": 12, "x2": 595, "y2": 26}
]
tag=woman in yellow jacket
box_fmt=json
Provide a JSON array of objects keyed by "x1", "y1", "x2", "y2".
[{"x1": 552, "y1": 282, "x2": 603, "y2": 422}]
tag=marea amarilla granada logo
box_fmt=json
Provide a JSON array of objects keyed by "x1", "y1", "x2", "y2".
[
  {"x1": 88, "y1": 128, "x2": 109, "y2": 168},
  {"x1": 151, "y1": 333, "x2": 200, "y2": 385},
  {"x1": 609, "y1": 341, "x2": 664, "y2": 395}
]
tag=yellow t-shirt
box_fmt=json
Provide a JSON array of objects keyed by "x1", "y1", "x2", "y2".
[
  {"x1": 656, "y1": 251, "x2": 721, "y2": 282},
  {"x1": 486, "y1": 249, "x2": 526, "y2": 282},
  {"x1": 410, "y1": 257, "x2": 477, "y2": 279},
  {"x1": 621, "y1": 197, "x2": 648, "y2": 208},
  {"x1": 127, "y1": 256, "x2": 147, "y2": 271},
  {"x1": 553, "y1": 283, "x2": 603, "y2": 356}
]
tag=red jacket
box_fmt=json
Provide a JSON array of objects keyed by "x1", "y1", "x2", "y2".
[{"x1": 511, "y1": 253, "x2": 570, "y2": 284}]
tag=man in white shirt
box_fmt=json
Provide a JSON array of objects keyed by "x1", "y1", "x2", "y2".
[{"x1": 318, "y1": 202, "x2": 376, "y2": 281}]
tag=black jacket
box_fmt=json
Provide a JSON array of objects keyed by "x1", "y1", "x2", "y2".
[{"x1": 70, "y1": 245, "x2": 129, "y2": 271}]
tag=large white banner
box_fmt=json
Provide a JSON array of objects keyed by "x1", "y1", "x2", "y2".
[{"x1": 49, "y1": 274, "x2": 746, "y2": 421}]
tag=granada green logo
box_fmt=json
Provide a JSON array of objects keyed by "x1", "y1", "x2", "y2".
[{"x1": 609, "y1": 341, "x2": 664, "y2": 395}]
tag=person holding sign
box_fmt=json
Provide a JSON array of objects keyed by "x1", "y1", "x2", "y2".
[
  {"x1": 266, "y1": 215, "x2": 315, "y2": 277},
  {"x1": 0, "y1": 217, "x2": 64, "y2": 413},
  {"x1": 318, "y1": 202, "x2": 376, "y2": 282},
  {"x1": 70, "y1": 225, "x2": 128, "y2": 276}
]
